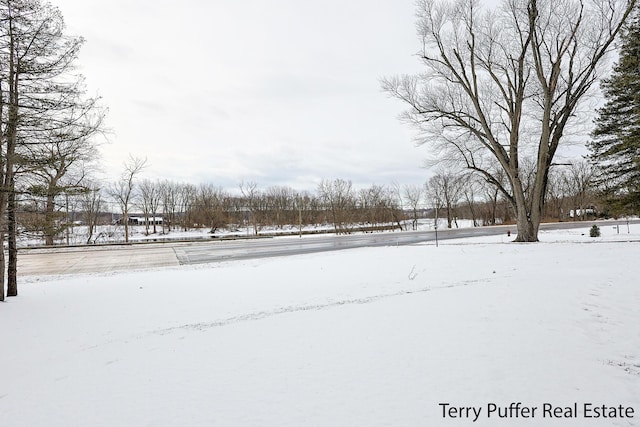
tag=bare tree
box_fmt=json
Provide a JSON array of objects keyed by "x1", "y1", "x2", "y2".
[
  {"x1": 138, "y1": 180, "x2": 151, "y2": 235},
  {"x1": 545, "y1": 165, "x2": 570, "y2": 221},
  {"x1": 404, "y1": 184, "x2": 423, "y2": 230},
  {"x1": 293, "y1": 190, "x2": 319, "y2": 230},
  {"x1": 240, "y1": 181, "x2": 263, "y2": 235},
  {"x1": 426, "y1": 170, "x2": 463, "y2": 228},
  {"x1": 138, "y1": 179, "x2": 163, "y2": 235},
  {"x1": 318, "y1": 179, "x2": 355, "y2": 234},
  {"x1": 383, "y1": 0, "x2": 636, "y2": 241},
  {"x1": 391, "y1": 182, "x2": 408, "y2": 231},
  {"x1": 160, "y1": 180, "x2": 180, "y2": 233},
  {"x1": 425, "y1": 177, "x2": 444, "y2": 232},
  {"x1": 356, "y1": 184, "x2": 402, "y2": 230},
  {"x1": 108, "y1": 156, "x2": 146, "y2": 243},
  {"x1": 564, "y1": 159, "x2": 595, "y2": 220},
  {"x1": 265, "y1": 186, "x2": 296, "y2": 229},
  {"x1": 179, "y1": 183, "x2": 197, "y2": 231},
  {"x1": 192, "y1": 183, "x2": 228, "y2": 233},
  {"x1": 461, "y1": 173, "x2": 480, "y2": 227},
  {"x1": 79, "y1": 183, "x2": 102, "y2": 244}
]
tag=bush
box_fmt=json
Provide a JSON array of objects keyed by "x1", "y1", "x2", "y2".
[{"x1": 590, "y1": 225, "x2": 601, "y2": 237}]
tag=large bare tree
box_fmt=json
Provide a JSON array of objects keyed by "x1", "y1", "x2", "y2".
[{"x1": 383, "y1": 0, "x2": 636, "y2": 241}]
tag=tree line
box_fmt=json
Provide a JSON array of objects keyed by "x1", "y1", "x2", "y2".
[
  {"x1": 16, "y1": 156, "x2": 604, "y2": 246},
  {"x1": 21, "y1": 172, "x2": 408, "y2": 243}
]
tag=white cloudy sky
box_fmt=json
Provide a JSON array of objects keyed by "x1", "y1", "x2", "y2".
[{"x1": 50, "y1": 0, "x2": 438, "y2": 191}]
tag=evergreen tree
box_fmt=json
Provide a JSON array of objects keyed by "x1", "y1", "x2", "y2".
[
  {"x1": 590, "y1": 5, "x2": 640, "y2": 214},
  {"x1": 0, "y1": 0, "x2": 103, "y2": 299}
]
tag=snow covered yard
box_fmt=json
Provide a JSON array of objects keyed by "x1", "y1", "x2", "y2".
[{"x1": 1, "y1": 226, "x2": 639, "y2": 426}]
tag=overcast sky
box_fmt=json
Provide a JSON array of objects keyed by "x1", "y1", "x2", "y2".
[{"x1": 49, "y1": 0, "x2": 443, "y2": 191}]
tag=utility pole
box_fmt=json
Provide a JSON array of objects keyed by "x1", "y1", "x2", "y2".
[
  {"x1": 434, "y1": 204, "x2": 439, "y2": 248},
  {"x1": 298, "y1": 198, "x2": 302, "y2": 238}
]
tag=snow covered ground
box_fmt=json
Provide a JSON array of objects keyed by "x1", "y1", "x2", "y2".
[
  {"x1": 1, "y1": 225, "x2": 639, "y2": 426},
  {"x1": 20, "y1": 218, "x2": 476, "y2": 247}
]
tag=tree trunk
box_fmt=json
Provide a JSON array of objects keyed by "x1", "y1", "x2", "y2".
[
  {"x1": 465, "y1": 196, "x2": 478, "y2": 227},
  {"x1": 144, "y1": 211, "x2": 149, "y2": 236},
  {"x1": 490, "y1": 192, "x2": 498, "y2": 225},
  {"x1": 511, "y1": 172, "x2": 541, "y2": 242},
  {"x1": 514, "y1": 214, "x2": 539, "y2": 242},
  {"x1": 2, "y1": 3, "x2": 19, "y2": 297},
  {"x1": 7, "y1": 188, "x2": 18, "y2": 296},
  {"x1": 514, "y1": 169, "x2": 547, "y2": 242},
  {"x1": 124, "y1": 209, "x2": 129, "y2": 243},
  {"x1": 0, "y1": 235, "x2": 5, "y2": 302},
  {"x1": 45, "y1": 192, "x2": 56, "y2": 246},
  {"x1": 152, "y1": 209, "x2": 157, "y2": 234},
  {"x1": 161, "y1": 206, "x2": 167, "y2": 234}
]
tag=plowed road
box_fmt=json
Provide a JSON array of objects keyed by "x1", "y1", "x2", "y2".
[{"x1": 17, "y1": 221, "x2": 635, "y2": 276}]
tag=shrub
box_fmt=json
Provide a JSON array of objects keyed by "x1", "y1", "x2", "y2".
[{"x1": 590, "y1": 225, "x2": 601, "y2": 237}]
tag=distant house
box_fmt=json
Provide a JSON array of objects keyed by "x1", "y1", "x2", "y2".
[
  {"x1": 114, "y1": 216, "x2": 164, "y2": 226},
  {"x1": 569, "y1": 208, "x2": 596, "y2": 219}
]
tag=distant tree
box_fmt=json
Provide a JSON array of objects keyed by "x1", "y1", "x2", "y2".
[
  {"x1": 108, "y1": 156, "x2": 146, "y2": 243},
  {"x1": 294, "y1": 190, "x2": 318, "y2": 229},
  {"x1": 265, "y1": 186, "x2": 296, "y2": 229},
  {"x1": 138, "y1": 179, "x2": 152, "y2": 235},
  {"x1": 426, "y1": 170, "x2": 463, "y2": 229},
  {"x1": 589, "y1": 5, "x2": 640, "y2": 214},
  {"x1": 404, "y1": 184, "x2": 423, "y2": 230},
  {"x1": 487, "y1": 165, "x2": 512, "y2": 225},
  {"x1": 138, "y1": 179, "x2": 162, "y2": 235},
  {"x1": 545, "y1": 166, "x2": 570, "y2": 221},
  {"x1": 79, "y1": 183, "x2": 102, "y2": 244},
  {"x1": 425, "y1": 177, "x2": 444, "y2": 230},
  {"x1": 355, "y1": 184, "x2": 400, "y2": 229},
  {"x1": 383, "y1": 0, "x2": 636, "y2": 241},
  {"x1": 318, "y1": 179, "x2": 355, "y2": 234},
  {"x1": 193, "y1": 183, "x2": 227, "y2": 233},
  {"x1": 240, "y1": 181, "x2": 262, "y2": 235},
  {"x1": 563, "y1": 160, "x2": 595, "y2": 220},
  {"x1": 461, "y1": 174, "x2": 480, "y2": 227},
  {"x1": 160, "y1": 180, "x2": 180, "y2": 233},
  {"x1": 178, "y1": 183, "x2": 197, "y2": 231}
]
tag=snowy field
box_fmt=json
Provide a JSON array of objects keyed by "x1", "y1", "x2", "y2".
[{"x1": 1, "y1": 225, "x2": 639, "y2": 426}]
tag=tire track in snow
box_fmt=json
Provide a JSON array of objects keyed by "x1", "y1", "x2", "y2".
[
  {"x1": 77, "y1": 278, "x2": 490, "y2": 353},
  {"x1": 585, "y1": 281, "x2": 640, "y2": 377},
  {"x1": 148, "y1": 279, "x2": 487, "y2": 337}
]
